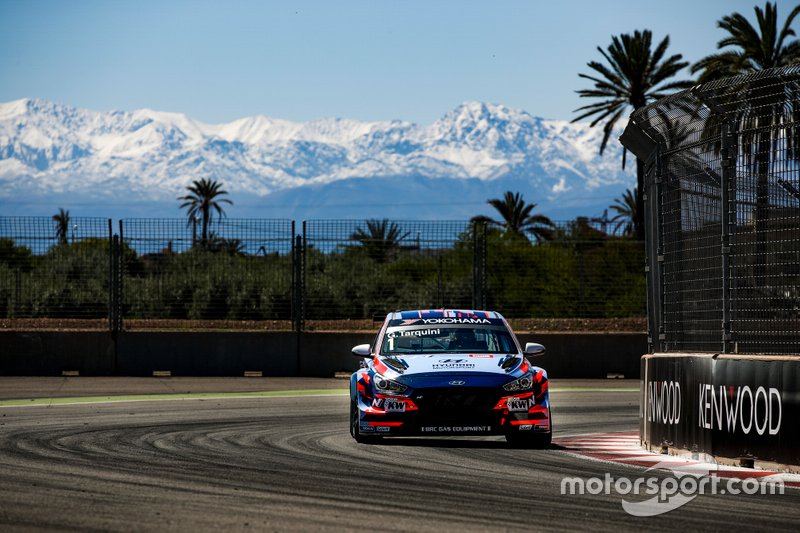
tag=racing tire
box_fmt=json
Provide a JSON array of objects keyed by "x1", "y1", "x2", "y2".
[{"x1": 350, "y1": 398, "x2": 383, "y2": 444}]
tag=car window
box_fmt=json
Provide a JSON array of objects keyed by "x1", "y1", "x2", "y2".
[{"x1": 380, "y1": 325, "x2": 517, "y2": 354}]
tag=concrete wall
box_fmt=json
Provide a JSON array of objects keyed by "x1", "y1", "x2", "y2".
[
  {"x1": 0, "y1": 330, "x2": 646, "y2": 378},
  {"x1": 641, "y1": 353, "x2": 800, "y2": 468}
]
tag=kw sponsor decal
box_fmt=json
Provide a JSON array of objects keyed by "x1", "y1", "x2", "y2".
[
  {"x1": 646, "y1": 381, "x2": 681, "y2": 425},
  {"x1": 507, "y1": 396, "x2": 535, "y2": 412},
  {"x1": 698, "y1": 384, "x2": 782, "y2": 436},
  {"x1": 383, "y1": 398, "x2": 406, "y2": 413},
  {"x1": 371, "y1": 398, "x2": 407, "y2": 412}
]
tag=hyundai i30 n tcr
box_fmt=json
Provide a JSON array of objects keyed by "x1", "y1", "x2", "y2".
[{"x1": 349, "y1": 309, "x2": 551, "y2": 447}]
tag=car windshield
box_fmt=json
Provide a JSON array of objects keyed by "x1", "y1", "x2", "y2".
[{"x1": 380, "y1": 325, "x2": 518, "y2": 355}]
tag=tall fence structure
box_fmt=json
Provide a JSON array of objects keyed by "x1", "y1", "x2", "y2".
[
  {"x1": 624, "y1": 66, "x2": 800, "y2": 467},
  {"x1": 119, "y1": 219, "x2": 296, "y2": 324},
  {"x1": 0, "y1": 216, "x2": 645, "y2": 330},
  {"x1": 622, "y1": 65, "x2": 800, "y2": 355},
  {"x1": 302, "y1": 220, "x2": 488, "y2": 321},
  {"x1": 0, "y1": 217, "x2": 112, "y2": 320}
]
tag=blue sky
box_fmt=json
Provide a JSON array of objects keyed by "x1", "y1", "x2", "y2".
[{"x1": 0, "y1": 0, "x2": 769, "y2": 124}]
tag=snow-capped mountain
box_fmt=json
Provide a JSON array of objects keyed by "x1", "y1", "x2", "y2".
[{"x1": 0, "y1": 98, "x2": 634, "y2": 220}]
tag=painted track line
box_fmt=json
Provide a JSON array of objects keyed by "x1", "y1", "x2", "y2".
[{"x1": 0, "y1": 389, "x2": 349, "y2": 408}]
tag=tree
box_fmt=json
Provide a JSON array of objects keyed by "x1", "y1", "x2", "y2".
[
  {"x1": 178, "y1": 178, "x2": 232, "y2": 246},
  {"x1": 691, "y1": 3, "x2": 800, "y2": 277},
  {"x1": 206, "y1": 234, "x2": 246, "y2": 256},
  {"x1": 52, "y1": 208, "x2": 70, "y2": 245},
  {"x1": 472, "y1": 191, "x2": 554, "y2": 243},
  {"x1": 574, "y1": 29, "x2": 693, "y2": 240},
  {"x1": 350, "y1": 219, "x2": 411, "y2": 263},
  {"x1": 609, "y1": 188, "x2": 637, "y2": 237},
  {"x1": 691, "y1": 2, "x2": 800, "y2": 82}
]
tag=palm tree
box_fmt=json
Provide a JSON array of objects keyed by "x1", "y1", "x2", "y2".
[
  {"x1": 52, "y1": 208, "x2": 70, "y2": 245},
  {"x1": 472, "y1": 191, "x2": 554, "y2": 243},
  {"x1": 609, "y1": 188, "x2": 638, "y2": 237},
  {"x1": 691, "y1": 2, "x2": 800, "y2": 82},
  {"x1": 350, "y1": 219, "x2": 411, "y2": 263},
  {"x1": 573, "y1": 29, "x2": 693, "y2": 240},
  {"x1": 691, "y1": 3, "x2": 800, "y2": 277},
  {"x1": 206, "y1": 234, "x2": 246, "y2": 256},
  {"x1": 178, "y1": 178, "x2": 232, "y2": 246}
]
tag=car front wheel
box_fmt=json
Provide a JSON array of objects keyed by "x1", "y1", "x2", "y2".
[{"x1": 350, "y1": 398, "x2": 382, "y2": 444}]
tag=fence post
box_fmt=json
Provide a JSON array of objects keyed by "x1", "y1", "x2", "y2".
[
  {"x1": 472, "y1": 222, "x2": 486, "y2": 310},
  {"x1": 644, "y1": 147, "x2": 664, "y2": 353},
  {"x1": 109, "y1": 234, "x2": 122, "y2": 335},
  {"x1": 293, "y1": 228, "x2": 305, "y2": 334},
  {"x1": 108, "y1": 219, "x2": 122, "y2": 374},
  {"x1": 720, "y1": 121, "x2": 736, "y2": 353},
  {"x1": 437, "y1": 255, "x2": 443, "y2": 308}
]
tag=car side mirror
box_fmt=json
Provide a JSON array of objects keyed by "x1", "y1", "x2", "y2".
[
  {"x1": 524, "y1": 342, "x2": 546, "y2": 356},
  {"x1": 351, "y1": 344, "x2": 371, "y2": 358}
]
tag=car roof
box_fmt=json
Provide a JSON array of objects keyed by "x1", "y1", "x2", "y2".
[{"x1": 387, "y1": 309, "x2": 505, "y2": 320}]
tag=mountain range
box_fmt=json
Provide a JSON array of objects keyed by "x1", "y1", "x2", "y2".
[{"x1": 0, "y1": 98, "x2": 634, "y2": 221}]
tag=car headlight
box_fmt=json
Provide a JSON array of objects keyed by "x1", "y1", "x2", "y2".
[
  {"x1": 503, "y1": 371, "x2": 533, "y2": 392},
  {"x1": 373, "y1": 372, "x2": 408, "y2": 394}
]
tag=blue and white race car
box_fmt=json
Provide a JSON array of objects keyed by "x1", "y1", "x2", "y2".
[{"x1": 349, "y1": 309, "x2": 551, "y2": 447}]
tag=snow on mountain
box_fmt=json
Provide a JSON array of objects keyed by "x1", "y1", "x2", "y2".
[{"x1": 0, "y1": 98, "x2": 634, "y2": 220}]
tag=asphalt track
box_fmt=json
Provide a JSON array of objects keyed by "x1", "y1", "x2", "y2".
[{"x1": 0, "y1": 378, "x2": 798, "y2": 532}]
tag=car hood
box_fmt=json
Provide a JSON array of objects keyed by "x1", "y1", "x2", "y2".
[{"x1": 380, "y1": 353, "x2": 518, "y2": 376}]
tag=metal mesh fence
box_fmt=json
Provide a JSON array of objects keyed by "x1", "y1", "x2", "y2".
[
  {"x1": 303, "y1": 219, "x2": 645, "y2": 320},
  {"x1": 0, "y1": 215, "x2": 646, "y2": 327},
  {"x1": 0, "y1": 216, "x2": 111, "y2": 320},
  {"x1": 622, "y1": 65, "x2": 800, "y2": 354},
  {"x1": 485, "y1": 222, "x2": 645, "y2": 318},
  {"x1": 120, "y1": 218, "x2": 295, "y2": 324},
  {"x1": 302, "y1": 220, "x2": 477, "y2": 319}
]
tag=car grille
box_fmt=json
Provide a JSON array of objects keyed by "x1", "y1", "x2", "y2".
[{"x1": 412, "y1": 387, "x2": 499, "y2": 421}]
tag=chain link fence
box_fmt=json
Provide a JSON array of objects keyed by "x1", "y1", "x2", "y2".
[
  {"x1": 0, "y1": 216, "x2": 112, "y2": 321},
  {"x1": 120, "y1": 219, "x2": 295, "y2": 325},
  {"x1": 485, "y1": 219, "x2": 645, "y2": 318},
  {"x1": 302, "y1": 220, "x2": 478, "y2": 321},
  {"x1": 622, "y1": 65, "x2": 800, "y2": 354},
  {"x1": 0, "y1": 216, "x2": 646, "y2": 329}
]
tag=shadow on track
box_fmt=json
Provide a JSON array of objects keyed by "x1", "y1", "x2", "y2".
[{"x1": 359, "y1": 437, "x2": 564, "y2": 450}]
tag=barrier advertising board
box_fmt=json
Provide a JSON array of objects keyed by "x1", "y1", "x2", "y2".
[{"x1": 642, "y1": 354, "x2": 800, "y2": 466}]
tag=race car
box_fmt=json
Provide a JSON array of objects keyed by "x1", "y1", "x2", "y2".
[{"x1": 349, "y1": 309, "x2": 551, "y2": 447}]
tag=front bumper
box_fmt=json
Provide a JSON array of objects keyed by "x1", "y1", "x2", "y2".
[{"x1": 356, "y1": 387, "x2": 551, "y2": 436}]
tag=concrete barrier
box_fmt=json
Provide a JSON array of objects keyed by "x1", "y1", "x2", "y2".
[
  {"x1": 0, "y1": 330, "x2": 646, "y2": 378},
  {"x1": 641, "y1": 352, "x2": 800, "y2": 469},
  {"x1": 0, "y1": 331, "x2": 115, "y2": 375}
]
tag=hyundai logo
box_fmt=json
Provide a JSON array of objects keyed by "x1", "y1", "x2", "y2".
[{"x1": 448, "y1": 380, "x2": 466, "y2": 386}]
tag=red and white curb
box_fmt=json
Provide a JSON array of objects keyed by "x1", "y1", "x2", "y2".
[{"x1": 553, "y1": 431, "x2": 800, "y2": 488}]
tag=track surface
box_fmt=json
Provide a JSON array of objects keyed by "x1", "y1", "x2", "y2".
[{"x1": 0, "y1": 379, "x2": 798, "y2": 531}]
